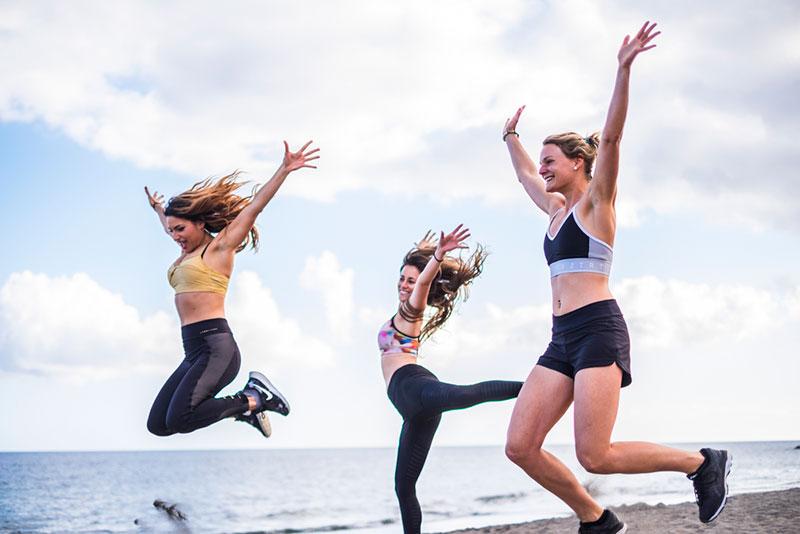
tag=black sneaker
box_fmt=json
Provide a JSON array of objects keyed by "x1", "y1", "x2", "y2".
[
  {"x1": 688, "y1": 448, "x2": 731, "y2": 523},
  {"x1": 235, "y1": 410, "x2": 272, "y2": 438},
  {"x1": 244, "y1": 371, "x2": 290, "y2": 416},
  {"x1": 578, "y1": 509, "x2": 626, "y2": 534}
]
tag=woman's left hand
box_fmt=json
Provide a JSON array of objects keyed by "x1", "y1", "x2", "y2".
[
  {"x1": 437, "y1": 224, "x2": 471, "y2": 256},
  {"x1": 283, "y1": 140, "x2": 320, "y2": 172},
  {"x1": 618, "y1": 21, "x2": 660, "y2": 68}
]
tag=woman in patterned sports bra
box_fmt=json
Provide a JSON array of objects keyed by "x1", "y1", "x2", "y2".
[
  {"x1": 144, "y1": 140, "x2": 318, "y2": 440},
  {"x1": 380, "y1": 226, "x2": 522, "y2": 534},
  {"x1": 502, "y1": 23, "x2": 730, "y2": 533}
]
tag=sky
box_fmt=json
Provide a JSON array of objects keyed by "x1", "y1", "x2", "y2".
[{"x1": 1, "y1": 0, "x2": 799, "y2": 452}]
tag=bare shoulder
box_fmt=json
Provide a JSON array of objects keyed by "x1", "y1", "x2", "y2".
[
  {"x1": 579, "y1": 199, "x2": 616, "y2": 246},
  {"x1": 202, "y1": 236, "x2": 235, "y2": 275}
]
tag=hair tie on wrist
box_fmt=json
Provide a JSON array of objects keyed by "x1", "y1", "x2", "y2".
[
  {"x1": 503, "y1": 130, "x2": 519, "y2": 142},
  {"x1": 433, "y1": 253, "x2": 444, "y2": 262}
]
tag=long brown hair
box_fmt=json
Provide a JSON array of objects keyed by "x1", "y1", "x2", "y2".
[
  {"x1": 164, "y1": 171, "x2": 259, "y2": 252},
  {"x1": 402, "y1": 244, "x2": 487, "y2": 341}
]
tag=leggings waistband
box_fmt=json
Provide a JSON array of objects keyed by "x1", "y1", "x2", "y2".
[
  {"x1": 387, "y1": 364, "x2": 435, "y2": 396},
  {"x1": 181, "y1": 318, "x2": 231, "y2": 341}
]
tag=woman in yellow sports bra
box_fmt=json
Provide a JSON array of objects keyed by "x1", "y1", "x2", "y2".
[{"x1": 145, "y1": 140, "x2": 319, "y2": 439}]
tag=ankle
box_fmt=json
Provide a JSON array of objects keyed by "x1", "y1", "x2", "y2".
[
  {"x1": 243, "y1": 391, "x2": 259, "y2": 412},
  {"x1": 578, "y1": 506, "x2": 606, "y2": 523}
]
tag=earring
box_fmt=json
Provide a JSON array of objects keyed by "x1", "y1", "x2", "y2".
[{"x1": 573, "y1": 165, "x2": 578, "y2": 170}]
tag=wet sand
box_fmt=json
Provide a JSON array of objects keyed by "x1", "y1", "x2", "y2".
[{"x1": 442, "y1": 487, "x2": 800, "y2": 533}]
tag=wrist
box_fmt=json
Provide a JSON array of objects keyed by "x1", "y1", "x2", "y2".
[
  {"x1": 432, "y1": 251, "x2": 444, "y2": 262},
  {"x1": 503, "y1": 130, "x2": 519, "y2": 142}
]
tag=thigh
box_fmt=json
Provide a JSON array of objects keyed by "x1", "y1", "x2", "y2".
[
  {"x1": 395, "y1": 414, "x2": 442, "y2": 486},
  {"x1": 148, "y1": 357, "x2": 193, "y2": 422},
  {"x1": 177, "y1": 333, "x2": 241, "y2": 408},
  {"x1": 507, "y1": 365, "x2": 574, "y2": 448},
  {"x1": 573, "y1": 364, "x2": 621, "y2": 455}
]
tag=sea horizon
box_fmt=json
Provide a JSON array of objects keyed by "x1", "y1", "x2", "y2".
[{"x1": 3, "y1": 440, "x2": 799, "y2": 533}]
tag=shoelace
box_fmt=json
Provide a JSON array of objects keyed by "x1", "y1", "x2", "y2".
[{"x1": 693, "y1": 471, "x2": 719, "y2": 504}]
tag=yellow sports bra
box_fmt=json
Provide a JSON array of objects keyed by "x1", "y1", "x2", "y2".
[{"x1": 167, "y1": 245, "x2": 229, "y2": 295}]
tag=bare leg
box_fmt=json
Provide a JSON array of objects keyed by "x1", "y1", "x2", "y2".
[
  {"x1": 505, "y1": 365, "x2": 604, "y2": 522},
  {"x1": 573, "y1": 364, "x2": 704, "y2": 475}
]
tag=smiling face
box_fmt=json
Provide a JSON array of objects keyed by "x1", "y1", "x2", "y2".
[
  {"x1": 397, "y1": 264, "x2": 420, "y2": 303},
  {"x1": 166, "y1": 216, "x2": 207, "y2": 253},
  {"x1": 539, "y1": 143, "x2": 584, "y2": 194}
]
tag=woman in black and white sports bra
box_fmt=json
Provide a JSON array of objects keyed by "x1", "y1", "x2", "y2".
[
  {"x1": 379, "y1": 226, "x2": 522, "y2": 534},
  {"x1": 502, "y1": 22, "x2": 730, "y2": 533}
]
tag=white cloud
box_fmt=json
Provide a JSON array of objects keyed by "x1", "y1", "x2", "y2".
[
  {"x1": 0, "y1": 270, "x2": 336, "y2": 381},
  {"x1": 423, "y1": 302, "x2": 552, "y2": 369},
  {"x1": 228, "y1": 270, "x2": 336, "y2": 370},
  {"x1": 0, "y1": 271, "x2": 177, "y2": 381},
  {"x1": 299, "y1": 251, "x2": 355, "y2": 340},
  {"x1": 612, "y1": 276, "x2": 791, "y2": 350},
  {"x1": 0, "y1": 1, "x2": 797, "y2": 229}
]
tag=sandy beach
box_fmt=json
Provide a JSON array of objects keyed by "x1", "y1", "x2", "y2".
[{"x1": 443, "y1": 487, "x2": 800, "y2": 533}]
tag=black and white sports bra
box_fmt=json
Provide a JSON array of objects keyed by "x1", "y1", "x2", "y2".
[{"x1": 543, "y1": 205, "x2": 613, "y2": 278}]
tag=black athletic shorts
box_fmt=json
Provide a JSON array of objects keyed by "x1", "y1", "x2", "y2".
[{"x1": 537, "y1": 299, "x2": 632, "y2": 387}]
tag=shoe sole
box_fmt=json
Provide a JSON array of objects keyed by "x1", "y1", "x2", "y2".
[
  {"x1": 256, "y1": 411, "x2": 272, "y2": 438},
  {"x1": 248, "y1": 371, "x2": 291, "y2": 415},
  {"x1": 703, "y1": 452, "x2": 732, "y2": 523}
]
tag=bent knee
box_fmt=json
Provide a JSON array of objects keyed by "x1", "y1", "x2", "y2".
[
  {"x1": 146, "y1": 420, "x2": 175, "y2": 437},
  {"x1": 505, "y1": 437, "x2": 539, "y2": 466},
  {"x1": 576, "y1": 449, "x2": 613, "y2": 474}
]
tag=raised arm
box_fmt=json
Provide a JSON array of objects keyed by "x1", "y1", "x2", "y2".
[
  {"x1": 216, "y1": 140, "x2": 319, "y2": 251},
  {"x1": 407, "y1": 225, "x2": 471, "y2": 312},
  {"x1": 590, "y1": 21, "x2": 659, "y2": 205},
  {"x1": 504, "y1": 105, "x2": 564, "y2": 216},
  {"x1": 144, "y1": 186, "x2": 169, "y2": 234}
]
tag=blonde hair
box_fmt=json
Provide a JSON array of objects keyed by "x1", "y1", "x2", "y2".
[
  {"x1": 402, "y1": 244, "x2": 487, "y2": 341},
  {"x1": 164, "y1": 171, "x2": 258, "y2": 252},
  {"x1": 543, "y1": 132, "x2": 601, "y2": 179}
]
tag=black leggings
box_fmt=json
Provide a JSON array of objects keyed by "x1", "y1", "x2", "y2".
[
  {"x1": 147, "y1": 318, "x2": 248, "y2": 436},
  {"x1": 387, "y1": 364, "x2": 523, "y2": 534}
]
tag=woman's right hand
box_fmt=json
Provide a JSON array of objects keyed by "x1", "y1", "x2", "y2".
[
  {"x1": 144, "y1": 186, "x2": 164, "y2": 212},
  {"x1": 503, "y1": 105, "x2": 526, "y2": 140},
  {"x1": 437, "y1": 224, "x2": 471, "y2": 256}
]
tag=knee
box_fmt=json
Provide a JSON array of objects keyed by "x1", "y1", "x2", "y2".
[
  {"x1": 394, "y1": 477, "x2": 415, "y2": 501},
  {"x1": 576, "y1": 447, "x2": 613, "y2": 474},
  {"x1": 505, "y1": 436, "x2": 540, "y2": 467},
  {"x1": 164, "y1": 411, "x2": 191, "y2": 435},
  {"x1": 146, "y1": 419, "x2": 174, "y2": 437}
]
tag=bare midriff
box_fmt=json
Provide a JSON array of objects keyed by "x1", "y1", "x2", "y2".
[
  {"x1": 381, "y1": 354, "x2": 418, "y2": 387},
  {"x1": 175, "y1": 292, "x2": 227, "y2": 326},
  {"x1": 551, "y1": 271, "x2": 614, "y2": 316}
]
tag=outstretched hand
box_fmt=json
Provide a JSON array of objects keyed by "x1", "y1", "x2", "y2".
[
  {"x1": 144, "y1": 186, "x2": 164, "y2": 211},
  {"x1": 437, "y1": 224, "x2": 471, "y2": 256},
  {"x1": 283, "y1": 140, "x2": 320, "y2": 172},
  {"x1": 416, "y1": 230, "x2": 438, "y2": 251},
  {"x1": 618, "y1": 21, "x2": 660, "y2": 68},
  {"x1": 504, "y1": 105, "x2": 526, "y2": 137}
]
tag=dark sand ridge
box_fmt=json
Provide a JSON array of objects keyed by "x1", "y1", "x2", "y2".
[{"x1": 442, "y1": 487, "x2": 800, "y2": 533}]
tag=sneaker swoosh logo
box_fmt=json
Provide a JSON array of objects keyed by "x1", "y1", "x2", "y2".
[{"x1": 253, "y1": 384, "x2": 274, "y2": 401}]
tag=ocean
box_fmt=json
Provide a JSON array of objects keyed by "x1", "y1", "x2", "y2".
[{"x1": 1, "y1": 441, "x2": 798, "y2": 533}]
